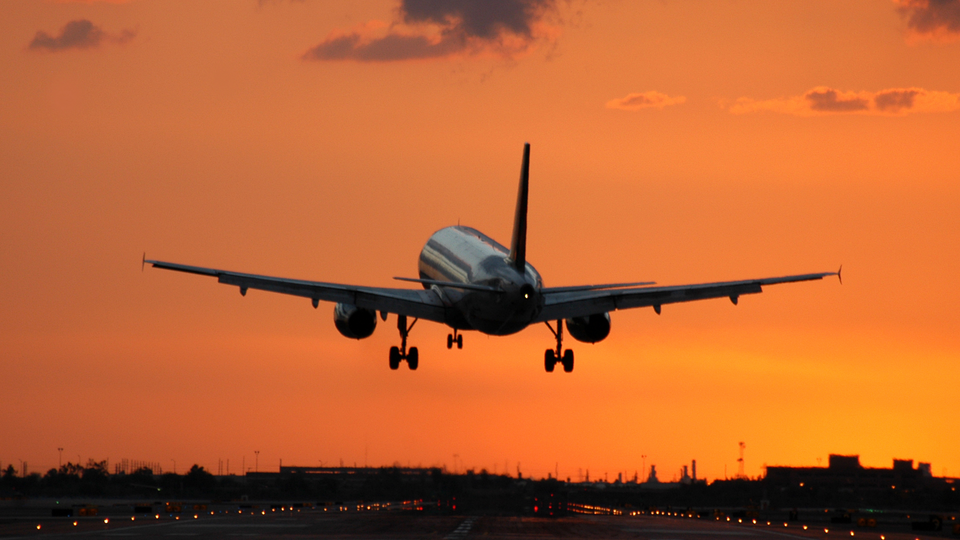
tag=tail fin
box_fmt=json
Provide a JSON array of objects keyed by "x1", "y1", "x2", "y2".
[{"x1": 508, "y1": 143, "x2": 530, "y2": 272}]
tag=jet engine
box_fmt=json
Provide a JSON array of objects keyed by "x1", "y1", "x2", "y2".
[
  {"x1": 333, "y1": 303, "x2": 377, "y2": 339},
  {"x1": 565, "y1": 312, "x2": 611, "y2": 343}
]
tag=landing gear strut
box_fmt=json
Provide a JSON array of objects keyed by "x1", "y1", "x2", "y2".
[
  {"x1": 390, "y1": 314, "x2": 419, "y2": 371},
  {"x1": 544, "y1": 320, "x2": 574, "y2": 373},
  {"x1": 446, "y1": 329, "x2": 463, "y2": 350}
]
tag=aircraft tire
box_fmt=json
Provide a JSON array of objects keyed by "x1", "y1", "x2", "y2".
[
  {"x1": 544, "y1": 349, "x2": 556, "y2": 372},
  {"x1": 562, "y1": 349, "x2": 574, "y2": 373},
  {"x1": 407, "y1": 347, "x2": 419, "y2": 370},
  {"x1": 447, "y1": 334, "x2": 453, "y2": 349},
  {"x1": 456, "y1": 334, "x2": 463, "y2": 349},
  {"x1": 389, "y1": 346, "x2": 401, "y2": 370}
]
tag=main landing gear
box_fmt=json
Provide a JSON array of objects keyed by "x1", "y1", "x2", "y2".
[
  {"x1": 544, "y1": 320, "x2": 574, "y2": 373},
  {"x1": 447, "y1": 329, "x2": 463, "y2": 350},
  {"x1": 389, "y1": 314, "x2": 419, "y2": 371}
]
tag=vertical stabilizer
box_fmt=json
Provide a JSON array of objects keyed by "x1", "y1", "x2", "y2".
[{"x1": 508, "y1": 143, "x2": 530, "y2": 272}]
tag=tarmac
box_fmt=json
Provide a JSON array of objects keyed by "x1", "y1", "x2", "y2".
[{"x1": 0, "y1": 502, "x2": 956, "y2": 540}]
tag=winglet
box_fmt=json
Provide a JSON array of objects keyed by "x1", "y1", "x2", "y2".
[
  {"x1": 142, "y1": 252, "x2": 146, "y2": 272},
  {"x1": 508, "y1": 143, "x2": 530, "y2": 272},
  {"x1": 837, "y1": 264, "x2": 843, "y2": 285}
]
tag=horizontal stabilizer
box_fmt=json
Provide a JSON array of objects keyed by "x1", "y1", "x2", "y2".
[
  {"x1": 541, "y1": 281, "x2": 656, "y2": 294},
  {"x1": 393, "y1": 276, "x2": 504, "y2": 293}
]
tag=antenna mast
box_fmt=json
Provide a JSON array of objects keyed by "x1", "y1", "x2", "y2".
[{"x1": 737, "y1": 442, "x2": 746, "y2": 479}]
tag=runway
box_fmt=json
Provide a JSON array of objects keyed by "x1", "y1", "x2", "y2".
[{"x1": 0, "y1": 507, "x2": 953, "y2": 540}]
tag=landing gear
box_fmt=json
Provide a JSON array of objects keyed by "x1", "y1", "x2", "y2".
[
  {"x1": 446, "y1": 329, "x2": 463, "y2": 350},
  {"x1": 389, "y1": 346, "x2": 401, "y2": 370},
  {"x1": 407, "y1": 347, "x2": 419, "y2": 370},
  {"x1": 562, "y1": 349, "x2": 574, "y2": 373},
  {"x1": 544, "y1": 320, "x2": 574, "y2": 373},
  {"x1": 390, "y1": 315, "x2": 419, "y2": 371}
]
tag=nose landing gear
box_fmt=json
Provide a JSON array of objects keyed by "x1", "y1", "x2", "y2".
[
  {"x1": 544, "y1": 320, "x2": 574, "y2": 373},
  {"x1": 390, "y1": 314, "x2": 419, "y2": 370},
  {"x1": 446, "y1": 329, "x2": 463, "y2": 349}
]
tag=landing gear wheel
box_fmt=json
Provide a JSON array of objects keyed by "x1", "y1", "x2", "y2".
[
  {"x1": 456, "y1": 334, "x2": 463, "y2": 349},
  {"x1": 544, "y1": 320, "x2": 575, "y2": 373},
  {"x1": 390, "y1": 315, "x2": 420, "y2": 371},
  {"x1": 544, "y1": 349, "x2": 556, "y2": 372},
  {"x1": 562, "y1": 349, "x2": 574, "y2": 373},
  {"x1": 389, "y1": 346, "x2": 401, "y2": 370},
  {"x1": 407, "y1": 347, "x2": 419, "y2": 370},
  {"x1": 447, "y1": 334, "x2": 453, "y2": 349}
]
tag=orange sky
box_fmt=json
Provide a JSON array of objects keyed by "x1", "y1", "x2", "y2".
[{"x1": 2, "y1": 0, "x2": 959, "y2": 483}]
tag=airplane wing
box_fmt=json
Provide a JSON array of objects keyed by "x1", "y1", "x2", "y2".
[
  {"x1": 534, "y1": 271, "x2": 838, "y2": 322},
  {"x1": 144, "y1": 259, "x2": 448, "y2": 323}
]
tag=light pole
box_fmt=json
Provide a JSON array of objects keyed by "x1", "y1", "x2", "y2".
[
  {"x1": 171, "y1": 459, "x2": 176, "y2": 474},
  {"x1": 254, "y1": 451, "x2": 259, "y2": 473},
  {"x1": 58, "y1": 448, "x2": 63, "y2": 469},
  {"x1": 641, "y1": 455, "x2": 647, "y2": 482}
]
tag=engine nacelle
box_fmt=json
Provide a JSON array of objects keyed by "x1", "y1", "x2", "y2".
[
  {"x1": 565, "y1": 312, "x2": 611, "y2": 343},
  {"x1": 333, "y1": 303, "x2": 377, "y2": 339}
]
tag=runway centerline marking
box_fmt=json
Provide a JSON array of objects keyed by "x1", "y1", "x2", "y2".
[{"x1": 445, "y1": 517, "x2": 476, "y2": 540}]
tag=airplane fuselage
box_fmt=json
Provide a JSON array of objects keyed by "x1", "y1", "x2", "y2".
[{"x1": 418, "y1": 225, "x2": 543, "y2": 335}]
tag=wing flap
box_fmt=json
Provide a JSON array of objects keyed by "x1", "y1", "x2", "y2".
[
  {"x1": 535, "y1": 272, "x2": 836, "y2": 322},
  {"x1": 146, "y1": 259, "x2": 448, "y2": 323}
]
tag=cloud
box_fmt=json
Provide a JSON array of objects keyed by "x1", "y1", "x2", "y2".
[
  {"x1": 303, "y1": 0, "x2": 558, "y2": 62},
  {"x1": 896, "y1": 0, "x2": 960, "y2": 41},
  {"x1": 606, "y1": 91, "x2": 687, "y2": 111},
  {"x1": 805, "y1": 88, "x2": 869, "y2": 112},
  {"x1": 28, "y1": 19, "x2": 135, "y2": 52},
  {"x1": 728, "y1": 86, "x2": 960, "y2": 116},
  {"x1": 402, "y1": 0, "x2": 550, "y2": 39},
  {"x1": 257, "y1": 0, "x2": 305, "y2": 6}
]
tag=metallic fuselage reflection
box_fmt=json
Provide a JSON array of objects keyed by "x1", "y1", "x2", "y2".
[{"x1": 419, "y1": 225, "x2": 542, "y2": 335}]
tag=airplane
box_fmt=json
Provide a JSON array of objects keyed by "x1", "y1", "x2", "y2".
[{"x1": 144, "y1": 143, "x2": 839, "y2": 373}]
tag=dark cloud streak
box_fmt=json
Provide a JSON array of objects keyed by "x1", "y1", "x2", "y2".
[
  {"x1": 898, "y1": 0, "x2": 960, "y2": 37},
  {"x1": 805, "y1": 88, "x2": 869, "y2": 112},
  {"x1": 874, "y1": 89, "x2": 920, "y2": 112},
  {"x1": 28, "y1": 19, "x2": 135, "y2": 52},
  {"x1": 303, "y1": 33, "x2": 463, "y2": 62},
  {"x1": 303, "y1": 0, "x2": 556, "y2": 62},
  {"x1": 402, "y1": 0, "x2": 552, "y2": 39}
]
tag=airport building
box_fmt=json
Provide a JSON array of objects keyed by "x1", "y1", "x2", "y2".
[{"x1": 765, "y1": 454, "x2": 944, "y2": 493}]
